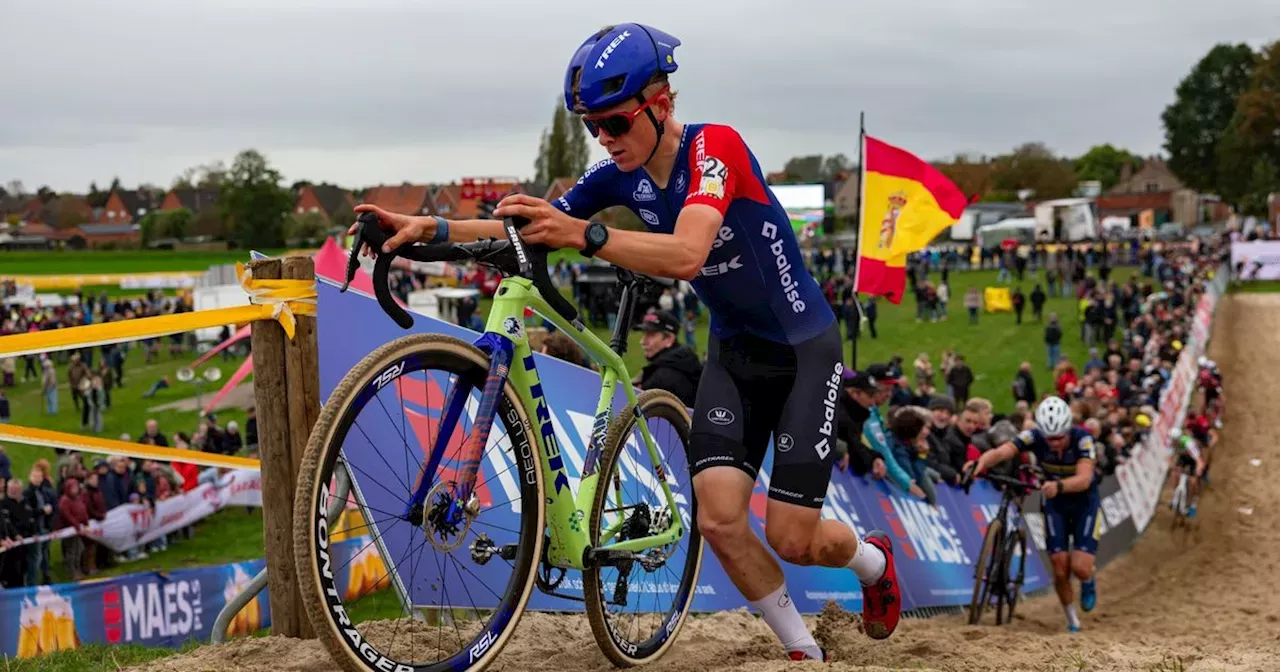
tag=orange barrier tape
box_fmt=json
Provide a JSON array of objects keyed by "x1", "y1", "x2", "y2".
[
  {"x1": 0, "y1": 424, "x2": 260, "y2": 470},
  {"x1": 0, "y1": 262, "x2": 315, "y2": 358}
]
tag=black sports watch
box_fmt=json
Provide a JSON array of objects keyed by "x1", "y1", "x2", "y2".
[{"x1": 582, "y1": 221, "x2": 609, "y2": 258}]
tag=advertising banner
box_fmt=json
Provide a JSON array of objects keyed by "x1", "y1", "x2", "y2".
[
  {"x1": 1230, "y1": 240, "x2": 1280, "y2": 280},
  {"x1": 0, "y1": 469, "x2": 263, "y2": 556},
  {"x1": 0, "y1": 535, "x2": 379, "y2": 659}
]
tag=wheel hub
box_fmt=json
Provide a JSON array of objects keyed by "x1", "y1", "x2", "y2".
[{"x1": 423, "y1": 482, "x2": 479, "y2": 552}]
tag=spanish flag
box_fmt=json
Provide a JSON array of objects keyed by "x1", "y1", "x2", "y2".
[{"x1": 854, "y1": 135, "x2": 969, "y2": 303}]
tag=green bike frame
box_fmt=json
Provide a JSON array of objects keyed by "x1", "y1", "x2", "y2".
[{"x1": 459, "y1": 276, "x2": 685, "y2": 570}]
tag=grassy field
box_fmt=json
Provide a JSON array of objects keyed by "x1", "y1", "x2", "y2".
[
  {"x1": 0, "y1": 249, "x2": 286, "y2": 275},
  {"x1": 1, "y1": 642, "x2": 204, "y2": 672},
  {"x1": 1228, "y1": 279, "x2": 1280, "y2": 294}
]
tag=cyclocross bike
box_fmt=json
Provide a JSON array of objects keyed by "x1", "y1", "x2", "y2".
[
  {"x1": 962, "y1": 464, "x2": 1042, "y2": 626},
  {"x1": 292, "y1": 212, "x2": 704, "y2": 672}
]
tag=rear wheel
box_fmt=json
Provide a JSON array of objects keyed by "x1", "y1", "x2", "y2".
[
  {"x1": 968, "y1": 520, "x2": 1003, "y2": 625},
  {"x1": 585, "y1": 390, "x2": 703, "y2": 667},
  {"x1": 294, "y1": 334, "x2": 545, "y2": 672}
]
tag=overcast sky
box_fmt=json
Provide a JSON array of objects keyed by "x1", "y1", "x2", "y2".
[{"x1": 2, "y1": 0, "x2": 1277, "y2": 193}]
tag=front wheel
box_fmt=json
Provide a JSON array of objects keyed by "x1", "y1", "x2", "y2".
[
  {"x1": 584, "y1": 389, "x2": 703, "y2": 667},
  {"x1": 995, "y1": 529, "x2": 1026, "y2": 625},
  {"x1": 968, "y1": 519, "x2": 1003, "y2": 625},
  {"x1": 293, "y1": 334, "x2": 546, "y2": 672}
]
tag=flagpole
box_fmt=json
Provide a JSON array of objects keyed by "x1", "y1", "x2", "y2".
[{"x1": 851, "y1": 111, "x2": 866, "y2": 370}]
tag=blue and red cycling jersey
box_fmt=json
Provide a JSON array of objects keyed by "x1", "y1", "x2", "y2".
[{"x1": 550, "y1": 123, "x2": 835, "y2": 345}]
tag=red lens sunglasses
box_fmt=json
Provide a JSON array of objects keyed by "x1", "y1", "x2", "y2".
[{"x1": 581, "y1": 85, "x2": 669, "y2": 138}]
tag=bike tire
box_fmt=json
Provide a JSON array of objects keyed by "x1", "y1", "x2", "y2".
[
  {"x1": 968, "y1": 519, "x2": 1002, "y2": 626},
  {"x1": 584, "y1": 389, "x2": 703, "y2": 668},
  {"x1": 293, "y1": 334, "x2": 545, "y2": 672},
  {"x1": 996, "y1": 529, "x2": 1026, "y2": 626}
]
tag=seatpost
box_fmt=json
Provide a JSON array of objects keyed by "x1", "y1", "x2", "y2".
[{"x1": 610, "y1": 269, "x2": 637, "y2": 356}]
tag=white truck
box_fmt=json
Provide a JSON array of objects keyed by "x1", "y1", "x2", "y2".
[{"x1": 1033, "y1": 198, "x2": 1099, "y2": 242}]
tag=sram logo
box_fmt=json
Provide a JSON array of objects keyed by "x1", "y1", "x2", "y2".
[{"x1": 372, "y1": 361, "x2": 405, "y2": 390}]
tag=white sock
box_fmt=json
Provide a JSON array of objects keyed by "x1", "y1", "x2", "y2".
[
  {"x1": 847, "y1": 537, "x2": 887, "y2": 586},
  {"x1": 1064, "y1": 604, "x2": 1080, "y2": 629},
  {"x1": 750, "y1": 583, "x2": 821, "y2": 660}
]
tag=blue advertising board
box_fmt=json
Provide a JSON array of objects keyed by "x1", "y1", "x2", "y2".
[{"x1": 0, "y1": 536, "x2": 379, "y2": 658}]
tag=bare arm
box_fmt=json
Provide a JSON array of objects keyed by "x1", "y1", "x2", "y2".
[
  {"x1": 493, "y1": 195, "x2": 721, "y2": 281},
  {"x1": 1059, "y1": 458, "x2": 1095, "y2": 494},
  {"x1": 593, "y1": 205, "x2": 721, "y2": 281},
  {"x1": 974, "y1": 441, "x2": 1019, "y2": 474}
]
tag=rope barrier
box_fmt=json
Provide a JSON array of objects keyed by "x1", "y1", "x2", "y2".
[
  {"x1": 0, "y1": 423, "x2": 260, "y2": 470},
  {"x1": 0, "y1": 262, "x2": 315, "y2": 358}
]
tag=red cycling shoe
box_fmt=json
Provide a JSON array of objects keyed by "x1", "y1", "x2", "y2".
[
  {"x1": 787, "y1": 648, "x2": 830, "y2": 662},
  {"x1": 860, "y1": 531, "x2": 901, "y2": 640}
]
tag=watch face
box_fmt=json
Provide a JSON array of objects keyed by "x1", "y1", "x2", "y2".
[{"x1": 588, "y1": 224, "x2": 607, "y2": 245}]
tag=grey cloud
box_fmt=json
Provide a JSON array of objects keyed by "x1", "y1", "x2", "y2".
[{"x1": 2, "y1": 0, "x2": 1277, "y2": 190}]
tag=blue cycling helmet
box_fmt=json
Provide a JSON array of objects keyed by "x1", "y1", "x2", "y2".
[{"x1": 563, "y1": 23, "x2": 680, "y2": 113}]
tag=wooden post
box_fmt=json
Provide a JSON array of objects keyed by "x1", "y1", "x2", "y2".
[
  {"x1": 248, "y1": 256, "x2": 315, "y2": 639},
  {"x1": 282, "y1": 255, "x2": 319, "y2": 639}
]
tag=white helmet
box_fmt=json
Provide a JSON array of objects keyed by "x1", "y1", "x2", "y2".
[
  {"x1": 1170, "y1": 427, "x2": 1182, "y2": 440},
  {"x1": 1035, "y1": 396, "x2": 1073, "y2": 437}
]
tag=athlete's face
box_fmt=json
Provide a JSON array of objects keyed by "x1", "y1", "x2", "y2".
[{"x1": 585, "y1": 90, "x2": 671, "y2": 172}]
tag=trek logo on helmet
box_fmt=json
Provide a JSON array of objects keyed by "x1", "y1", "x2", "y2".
[{"x1": 595, "y1": 30, "x2": 632, "y2": 69}]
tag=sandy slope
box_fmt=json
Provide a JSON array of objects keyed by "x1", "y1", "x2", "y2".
[{"x1": 134, "y1": 294, "x2": 1280, "y2": 672}]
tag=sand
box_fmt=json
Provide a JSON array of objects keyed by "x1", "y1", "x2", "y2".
[{"x1": 132, "y1": 293, "x2": 1280, "y2": 672}]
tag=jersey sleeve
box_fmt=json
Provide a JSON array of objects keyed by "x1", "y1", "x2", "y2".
[
  {"x1": 1012, "y1": 429, "x2": 1038, "y2": 452},
  {"x1": 683, "y1": 125, "x2": 750, "y2": 216},
  {"x1": 1076, "y1": 433, "x2": 1097, "y2": 461},
  {"x1": 550, "y1": 158, "x2": 618, "y2": 220}
]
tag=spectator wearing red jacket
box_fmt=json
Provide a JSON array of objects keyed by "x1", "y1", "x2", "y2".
[
  {"x1": 56, "y1": 478, "x2": 90, "y2": 581},
  {"x1": 79, "y1": 471, "x2": 107, "y2": 575}
]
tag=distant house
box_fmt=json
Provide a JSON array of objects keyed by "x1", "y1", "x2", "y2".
[
  {"x1": 62, "y1": 223, "x2": 141, "y2": 249},
  {"x1": 95, "y1": 189, "x2": 162, "y2": 224},
  {"x1": 1097, "y1": 157, "x2": 1203, "y2": 226},
  {"x1": 434, "y1": 180, "x2": 524, "y2": 219},
  {"x1": 161, "y1": 188, "x2": 219, "y2": 215},
  {"x1": 543, "y1": 177, "x2": 576, "y2": 204},
  {"x1": 293, "y1": 184, "x2": 356, "y2": 225},
  {"x1": 832, "y1": 173, "x2": 861, "y2": 223},
  {"x1": 360, "y1": 184, "x2": 434, "y2": 217}
]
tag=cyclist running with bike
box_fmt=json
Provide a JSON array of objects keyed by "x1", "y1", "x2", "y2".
[
  {"x1": 353, "y1": 22, "x2": 900, "y2": 662},
  {"x1": 965, "y1": 396, "x2": 1100, "y2": 633},
  {"x1": 1169, "y1": 427, "x2": 1206, "y2": 518}
]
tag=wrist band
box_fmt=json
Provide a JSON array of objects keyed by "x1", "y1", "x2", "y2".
[{"x1": 430, "y1": 215, "x2": 449, "y2": 244}]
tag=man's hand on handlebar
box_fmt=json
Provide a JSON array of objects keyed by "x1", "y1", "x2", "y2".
[
  {"x1": 351, "y1": 204, "x2": 435, "y2": 256},
  {"x1": 1040, "y1": 480, "x2": 1062, "y2": 499},
  {"x1": 493, "y1": 195, "x2": 587, "y2": 250}
]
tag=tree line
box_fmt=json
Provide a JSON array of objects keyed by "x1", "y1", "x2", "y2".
[{"x1": 770, "y1": 41, "x2": 1279, "y2": 218}]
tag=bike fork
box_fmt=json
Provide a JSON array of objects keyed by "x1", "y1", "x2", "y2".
[{"x1": 403, "y1": 335, "x2": 514, "y2": 524}]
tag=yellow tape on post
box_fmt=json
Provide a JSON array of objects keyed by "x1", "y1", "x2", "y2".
[
  {"x1": 0, "y1": 262, "x2": 315, "y2": 358},
  {"x1": 0, "y1": 424, "x2": 261, "y2": 471}
]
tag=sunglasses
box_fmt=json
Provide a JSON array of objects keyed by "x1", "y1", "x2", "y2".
[{"x1": 581, "y1": 85, "x2": 669, "y2": 138}]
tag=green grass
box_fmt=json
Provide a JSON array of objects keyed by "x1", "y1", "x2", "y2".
[
  {"x1": 1, "y1": 642, "x2": 201, "y2": 671},
  {"x1": 0, "y1": 249, "x2": 284, "y2": 275},
  {"x1": 4, "y1": 348, "x2": 250, "y2": 484},
  {"x1": 2, "y1": 346, "x2": 253, "y2": 585},
  {"x1": 1228, "y1": 279, "x2": 1280, "y2": 294}
]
